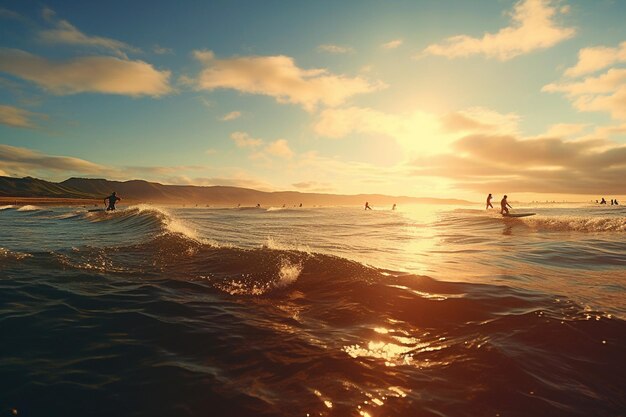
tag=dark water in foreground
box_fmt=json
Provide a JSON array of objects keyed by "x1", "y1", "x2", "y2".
[{"x1": 0, "y1": 204, "x2": 625, "y2": 416}]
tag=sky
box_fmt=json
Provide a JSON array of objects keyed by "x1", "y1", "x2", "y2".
[{"x1": 0, "y1": 0, "x2": 625, "y2": 201}]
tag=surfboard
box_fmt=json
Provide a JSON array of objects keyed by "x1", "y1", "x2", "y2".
[{"x1": 503, "y1": 213, "x2": 535, "y2": 218}]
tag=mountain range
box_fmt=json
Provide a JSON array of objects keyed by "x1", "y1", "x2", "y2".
[{"x1": 0, "y1": 176, "x2": 472, "y2": 206}]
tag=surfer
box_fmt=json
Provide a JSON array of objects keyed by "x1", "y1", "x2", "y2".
[
  {"x1": 486, "y1": 193, "x2": 493, "y2": 209},
  {"x1": 365, "y1": 201, "x2": 372, "y2": 210},
  {"x1": 392, "y1": 203, "x2": 396, "y2": 211},
  {"x1": 600, "y1": 198, "x2": 607, "y2": 204},
  {"x1": 104, "y1": 192, "x2": 121, "y2": 211},
  {"x1": 500, "y1": 195, "x2": 512, "y2": 215}
]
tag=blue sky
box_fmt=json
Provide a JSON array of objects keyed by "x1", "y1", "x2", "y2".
[{"x1": 1, "y1": 0, "x2": 625, "y2": 199}]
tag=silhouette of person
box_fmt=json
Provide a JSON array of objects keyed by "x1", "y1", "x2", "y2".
[
  {"x1": 104, "y1": 192, "x2": 121, "y2": 211},
  {"x1": 611, "y1": 199, "x2": 614, "y2": 205},
  {"x1": 486, "y1": 193, "x2": 494, "y2": 209},
  {"x1": 500, "y1": 195, "x2": 512, "y2": 215},
  {"x1": 600, "y1": 198, "x2": 607, "y2": 204},
  {"x1": 299, "y1": 203, "x2": 302, "y2": 207},
  {"x1": 615, "y1": 199, "x2": 619, "y2": 205},
  {"x1": 365, "y1": 201, "x2": 372, "y2": 210},
  {"x1": 392, "y1": 203, "x2": 396, "y2": 211}
]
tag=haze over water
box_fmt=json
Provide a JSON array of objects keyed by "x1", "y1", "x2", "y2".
[{"x1": 1, "y1": 203, "x2": 624, "y2": 416}]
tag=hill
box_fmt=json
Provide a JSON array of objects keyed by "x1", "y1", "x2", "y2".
[{"x1": 0, "y1": 176, "x2": 472, "y2": 206}]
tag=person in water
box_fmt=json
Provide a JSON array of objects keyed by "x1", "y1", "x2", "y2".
[
  {"x1": 392, "y1": 203, "x2": 396, "y2": 211},
  {"x1": 500, "y1": 195, "x2": 512, "y2": 215},
  {"x1": 486, "y1": 193, "x2": 493, "y2": 209},
  {"x1": 600, "y1": 198, "x2": 607, "y2": 204},
  {"x1": 365, "y1": 201, "x2": 372, "y2": 210},
  {"x1": 104, "y1": 192, "x2": 121, "y2": 211}
]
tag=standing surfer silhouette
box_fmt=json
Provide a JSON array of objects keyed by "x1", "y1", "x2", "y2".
[{"x1": 104, "y1": 192, "x2": 121, "y2": 211}]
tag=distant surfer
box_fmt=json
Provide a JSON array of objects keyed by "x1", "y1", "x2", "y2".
[
  {"x1": 500, "y1": 195, "x2": 512, "y2": 215},
  {"x1": 486, "y1": 193, "x2": 493, "y2": 209},
  {"x1": 365, "y1": 201, "x2": 372, "y2": 210},
  {"x1": 600, "y1": 198, "x2": 607, "y2": 204},
  {"x1": 392, "y1": 203, "x2": 396, "y2": 211},
  {"x1": 104, "y1": 192, "x2": 121, "y2": 211}
]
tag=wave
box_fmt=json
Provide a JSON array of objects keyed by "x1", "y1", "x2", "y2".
[
  {"x1": 0, "y1": 205, "x2": 14, "y2": 210},
  {"x1": 519, "y1": 215, "x2": 626, "y2": 232}
]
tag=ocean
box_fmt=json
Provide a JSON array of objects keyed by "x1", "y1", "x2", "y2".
[{"x1": 0, "y1": 203, "x2": 624, "y2": 416}]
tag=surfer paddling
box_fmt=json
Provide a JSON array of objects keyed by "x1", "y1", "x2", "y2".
[
  {"x1": 105, "y1": 192, "x2": 121, "y2": 211},
  {"x1": 500, "y1": 195, "x2": 512, "y2": 215}
]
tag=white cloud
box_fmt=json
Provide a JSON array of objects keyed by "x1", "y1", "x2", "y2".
[
  {"x1": 421, "y1": 0, "x2": 575, "y2": 60},
  {"x1": 572, "y1": 86, "x2": 626, "y2": 120},
  {"x1": 381, "y1": 39, "x2": 403, "y2": 49},
  {"x1": 0, "y1": 48, "x2": 172, "y2": 97},
  {"x1": 220, "y1": 111, "x2": 242, "y2": 121},
  {"x1": 0, "y1": 105, "x2": 44, "y2": 129},
  {"x1": 264, "y1": 139, "x2": 293, "y2": 159},
  {"x1": 153, "y1": 45, "x2": 173, "y2": 55},
  {"x1": 317, "y1": 44, "x2": 354, "y2": 54},
  {"x1": 190, "y1": 50, "x2": 384, "y2": 111},
  {"x1": 564, "y1": 41, "x2": 626, "y2": 77},
  {"x1": 230, "y1": 131, "x2": 263, "y2": 148},
  {"x1": 39, "y1": 10, "x2": 140, "y2": 58},
  {"x1": 543, "y1": 68, "x2": 626, "y2": 120},
  {"x1": 543, "y1": 68, "x2": 626, "y2": 95}
]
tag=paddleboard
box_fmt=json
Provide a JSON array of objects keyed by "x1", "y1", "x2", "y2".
[{"x1": 503, "y1": 213, "x2": 535, "y2": 218}]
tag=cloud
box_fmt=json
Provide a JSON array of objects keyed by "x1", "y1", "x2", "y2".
[
  {"x1": 543, "y1": 123, "x2": 589, "y2": 138},
  {"x1": 421, "y1": 0, "x2": 575, "y2": 60},
  {"x1": 264, "y1": 139, "x2": 293, "y2": 159},
  {"x1": 440, "y1": 107, "x2": 520, "y2": 135},
  {"x1": 314, "y1": 106, "x2": 520, "y2": 154},
  {"x1": 0, "y1": 105, "x2": 45, "y2": 129},
  {"x1": 409, "y1": 134, "x2": 626, "y2": 194},
  {"x1": 291, "y1": 181, "x2": 334, "y2": 192},
  {"x1": 153, "y1": 45, "x2": 173, "y2": 55},
  {"x1": 543, "y1": 68, "x2": 626, "y2": 119},
  {"x1": 220, "y1": 111, "x2": 241, "y2": 121},
  {"x1": 164, "y1": 175, "x2": 275, "y2": 191},
  {"x1": 230, "y1": 131, "x2": 263, "y2": 148},
  {"x1": 0, "y1": 144, "x2": 214, "y2": 184},
  {"x1": 39, "y1": 10, "x2": 140, "y2": 58},
  {"x1": 190, "y1": 50, "x2": 383, "y2": 111},
  {"x1": 0, "y1": 48, "x2": 172, "y2": 97},
  {"x1": 381, "y1": 39, "x2": 403, "y2": 49},
  {"x1": 0, "y1": 144, "x2": 105, "y2": 177},
  {"x1": 317, "y1": 44, "x2": 354, "y2": 54},
  {"x1": 0, "y1": 7, "x2": 22, "y2": 20},
  {"x1": 564, "y1": 41, "x2": 626, "y2": 77}
]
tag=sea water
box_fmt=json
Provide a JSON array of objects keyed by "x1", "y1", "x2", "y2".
[{"x1": 0, "y1": 203, "x2": 624, "y2": 416}]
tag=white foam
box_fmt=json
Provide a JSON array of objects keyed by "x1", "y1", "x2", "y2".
[
  {"x1": 17, "y1": 205, "x2": 41, "y2": 211},
  {"x1": 0, "y1": 205, "x2": 14, "y2": 210},
  {"x1": 275, "y1": 258, "x2": 303, "y2": 288}
]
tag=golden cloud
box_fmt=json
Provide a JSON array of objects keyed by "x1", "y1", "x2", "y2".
[
  {"x1": 0, "y1": 105, "x2": 44, "y2": 129},
  {"x1": 0, "y1": 48, "x2": 172, "y2": 97},
  {"x1": 190, "y1": 50, "x2": 383, "y2": 111},
  {"x1": 421, "y1": 0, "x2": 575, "y2": 60}
]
